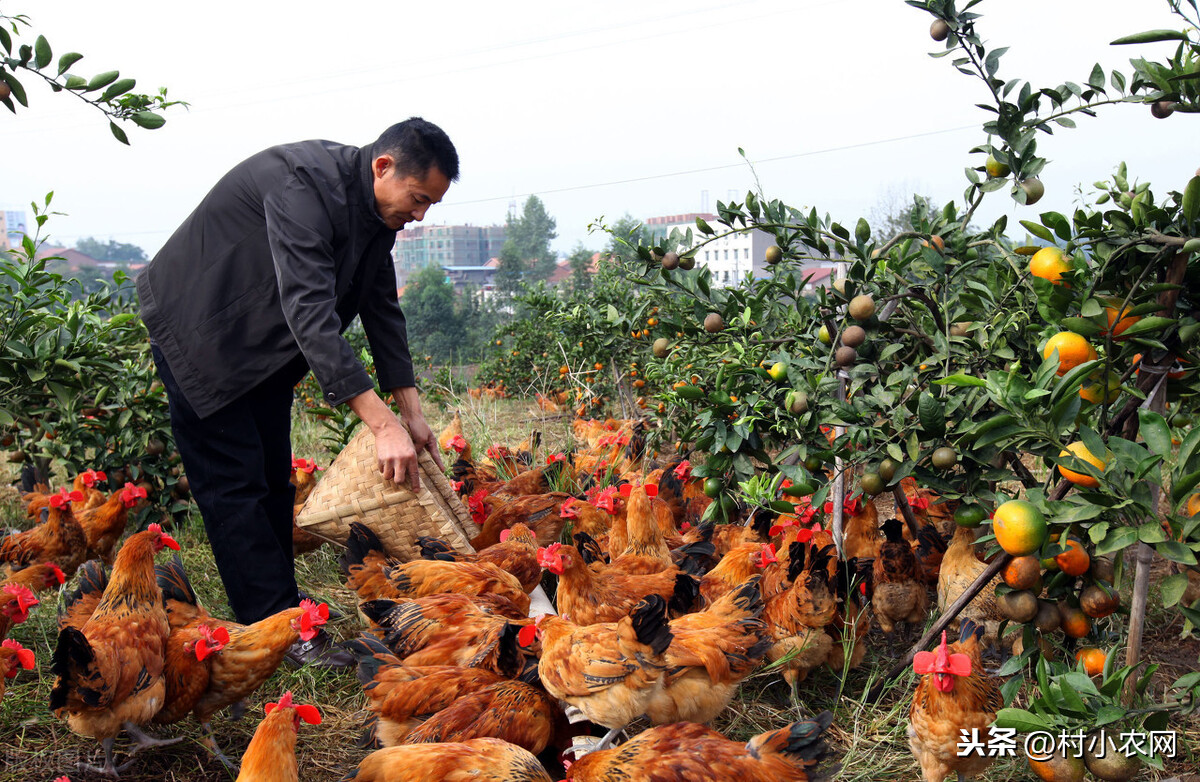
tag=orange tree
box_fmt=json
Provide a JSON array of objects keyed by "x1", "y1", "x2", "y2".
[{"x1": 544, "y1": 0, "x2": 1200, "y2": 763}]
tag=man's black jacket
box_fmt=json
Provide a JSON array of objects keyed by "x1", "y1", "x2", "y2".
[{"x1": 137, "y1": 140, "x2": 414, "y2": 419}]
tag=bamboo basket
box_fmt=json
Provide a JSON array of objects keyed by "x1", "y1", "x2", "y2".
[{"x1": 295, "y1": 425, "x2": 479, "y2": 561}]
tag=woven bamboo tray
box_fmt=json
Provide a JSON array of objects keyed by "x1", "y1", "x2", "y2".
[{"x1": 295, "y1": 424, "x2": 479, "y2": 561}]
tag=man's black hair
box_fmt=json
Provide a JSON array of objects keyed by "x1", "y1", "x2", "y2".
[{"x1": 374, "y1": 117, "x2": 460, "y2": 182}]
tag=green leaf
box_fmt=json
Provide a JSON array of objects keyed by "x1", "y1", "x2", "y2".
[
  {"x1": 1039, "y1": 211, "x2": 1071, "y2": 241},
  {"x1": 1162, "y1": 572, "x2": 1189, "y2": 607},
  {"x1": 1110, "y1": 29, "x2": 1190, "y2": 45},
  {"x1": 1019, "y1": 220, "x2": 1055, "y2": 243},
  {"x1": 855, "y1": 218, "x2": 871, "y2": 245},
  {"x1": 1138, "y1": 409, "x2": 1172, "y2": 457},
  {"x1": 86, "y1": 70, "x2": 120, "y2": 91},
  {"x1": 1155, "y1": 541, "x2": 1198, "y2": 565},
  {"x1": 109, "y1": 121, "x2": 130, "y2": 145},
  {"x1": 993, "y1": 707, "x2": 1053, "y2": 733},
  {"x1": 1, "y1": 70, "x2": 29, "y2": 107},
  {"x1": 934, "y1": 373, "x2": 987, "y2": 387},
  {"x1": 57, "y1": 52, "x2": 83, "y2": 76},
  {"x1": 1096, "y1": 525, "x2": 1138, "y2": 556},
  {"x1": 919, "y1": 392, "x2": 945, "y2": 438},
  {"x1": 100, "y1": 77, "x2": 136, "y2": 102},
  {"x1": 1182, "y1": 176, "x2": 1200, "y2": 229},
  {"x1": 1117, "y1": 316, "x2": 1176, "y2": 337},
  {"x1": 33, "y1": 35, "x2": 52, "y2": 69},
  {"x1": 131, "y1": 111, "x2": 165, "y2": 130},
  {"x1": 0, "y1": 26, "x2": 10, "y2": 54}
]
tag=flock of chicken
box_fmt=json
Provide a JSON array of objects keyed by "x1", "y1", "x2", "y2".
[{"x1": 0, "y1": 415, "x2": 1012, "y2": 782}]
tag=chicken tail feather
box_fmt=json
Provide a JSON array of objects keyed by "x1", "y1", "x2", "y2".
[
  {"x1": 630, "y1": 594, "x2": 673, "y2": 656},
  {"x1": 341, "y1": 522, "x2": 386, "y2": 576},
  {"x1": 667, "y1": 572, "x2": 700, "y2": 615}
]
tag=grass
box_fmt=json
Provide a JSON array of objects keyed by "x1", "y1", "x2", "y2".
[{"x1": 1, "y1": 394, "x2": 1197, "y2": 780}]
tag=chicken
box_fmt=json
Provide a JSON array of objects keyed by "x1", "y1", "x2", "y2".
[
  {"x1": 646, "y1": 579, "x2": 771, "y2": 725},
  {"x1": 75, "y1": 483, "x2": 148, "y2": 563},
  {"x1": 498, "y1": 459, "x2": 565, "y2": 497},
  {"x1": 1, "y1": 584, "x2": 40, "y2": 644},
  {"x1": 341, "y1": 522, "x2": 529, "y2": 614},
  {"x1": 359, "y1": 595, "x2": 531, "y2": 679},
  {"x1": 901, "y1": 477, "x2": 958, "y2": 540},
  {"x1": 49, "y1": 523, "x2": 180, "y2": 777},
  {"x1": 340, "y1": 738, "x2": 552, "y2": 782},
  {"x1": 0, "y1": 639, "x2": 36, "y2": 703},
  {"x1": 151, "y1": 555, "x2": 332, "y2": 765},
  {"x1": 437, "y1": 410, "x2": 465, "y2": 454},
  {"x1": 154, "y1": 622, "x2": 229, "y2": 726},
  {"x1": 1, "y1": 488, "x2": 88, "y2": 577},
  {"x1": 345, "y1": 633, "x2": 507, "y2": 747},
  {"x1": 22, "y1": 468, "x2": 108, "y2": 518},
  {"x1": 871, "y1": 517, "x2": 929, "y2": 635},
  {"x1": 707, "y1": 506, "x2": 773, "y2": 557},
  {"x1": 418, "y1": 522, "x2": 542, "y2": 592},
  {"x1": 840, "y1": 493, "x2": 881, "y2": 561},
  {"x1": 1, "y1": 561, "x2": 65, "y2": 594},
  {"x1": 235, "y1": 692, "x2": 322, "y2": 782},
  {"x1": 470, "y1": 491, "x2": 574, "y2": 550},
  {"x1": 699, "y1": 541, "x2": 772, "y2": 606},
  {"x1": 567, "y1": 712, "x2": 835, "y2": 782},
  {"x1": 538, "y1": 542, "x2": 697, "y2": 625},
  {"x1": 601, "y1": 484, "x2": 673, "y2": 575},
  {"x1": 762, "y1": 543, "x2": 838, "y2": 696},
  {"x1": 57, "y1": 559, "x2": 109, "y2": 633},
  {"x1": 913, "y1": 524, "x2": 949, "y2": 586},
  {"x1": 529, "y1": 594, "x2": 674, "y2": 751},
  {"x1": 291, "y1": 456, "x2": 326, "y2": 556},
  {"x1": 908, "y1": 620, "x2": 1002, "y2": 782},
  {"x1": 937, "y1": 527, "x2": 1001, "y2": 646},
  {"x1": 655, "y1": 458, "x2": 712, "y2": 527},
  {"x1": 405, "y1": 679, "x2": 560, "y2": 756}
]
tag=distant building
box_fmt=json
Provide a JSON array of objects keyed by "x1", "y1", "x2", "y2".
[
  {"x1": 392, "y1": 224, "x2": 505, "y2": 288},
  {"x1": 2, "y1": 208, "x2": 29, "y2": 252},
  {"x1": 643, "y1": 211, "x2": 841, "y2": 289},
  {"x1": 34, "y1": 246, "x2": 103, "y2": 271}
]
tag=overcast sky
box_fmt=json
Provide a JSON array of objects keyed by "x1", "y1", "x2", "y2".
[{"x1": 4, "y1": 0, "x2": 1196, "y2": 258}]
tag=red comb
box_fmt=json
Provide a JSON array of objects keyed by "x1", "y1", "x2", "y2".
[
  {"x1": 1, "y1": 639, "x2": 34, "y2": 673},
  {"x1": 672, "y1": 460, "x2": 692, "y2": 480},
  {"x1": 518, "y1": 624, "x2": 538, "y2": 647},
  {"x1": 499, "y1": 529, "x2": 511, "y2": 543},
  {"x1": 795, "y1": 528, "x2": 814, "y2": 543}
]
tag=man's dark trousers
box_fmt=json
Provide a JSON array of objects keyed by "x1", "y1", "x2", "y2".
[{"x1": 151, "y1": 344, "x2": 308, "y2": 624}]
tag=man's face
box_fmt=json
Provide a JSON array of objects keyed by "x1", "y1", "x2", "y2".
[{"x1": 372, "y1": 156, "x2": 451, "y2": 230}]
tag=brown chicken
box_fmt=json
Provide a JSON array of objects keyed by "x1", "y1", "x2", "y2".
[
  {"x1": 937, "y1": 527, "x2": 1001, "y2": 646},
  {"x1": 1, "y1": 489, "x2": 88, "y2": 577},
  {"x1": 530, "y1": 594, "x2": 673, "y2": 750},
  {"x1": 341, "y1": 738, "x2": 552, "y2": 782},
  {"x1": 154, "y1": 622, "x2": 229, "y2": 726},
  {"x1": 235, "y1": 692, "x2": 322, "y2": 782},
  {"x1": 346, "y1": 633, "x2": 507, "y2": 747},
  {"x1": 49, "y1": 524, "x2": 180, "y2": 777},
  {"x1": 22, "y1": 468, "x2": 108, "y2": 518},
  {"x1": 291, "y1": 456, "x2": 326, "y2": 556},
  {"x1": 471, "y1": 491, "x2": 574, "y2": 550},
  {"x1": 762, "y1": 543, "x2": 838, "y2": 697},
  {"x1": 75, "y1": 482, "x2": 148, "y2": 563},
  {"x1": 913, "y1": 524, "x2": 949, "y2": 586},
  {"x1": 841, "y1": 493, "x2": 881, "y2": 561},
  {"x1": 872, "y1": 517, "x2": 929, "y2": 635},
  {"x1": 153, "y1": 555, "x2": 332, "y2": 764},
  {"x1": 600, "y1": 484, "x2": 673, "y2": 575},
  {"x1": 656, "y1": 458, "x2": 713, "y2": 527},
  {"x1": 646, "y1": 579, "x2": 771, "y2": 725},
  {"x1": 342, "y1": 521, "x2": 530, "y2": 614},
  {"x1": 567, "y1": 712, "x2": 835, "y2": 782},
  {"x1": 908, "y1": 621, "x2": 1002, "y2": 782},
  {"x1": 418, "y1": 522, "x2": 542, "y2": 593},
  {"x1": 405, "y1": 679, "x2": 560, "y2": 756},
  {"x1": 1, "y1": 583, "x2": 39, "y2": 642},
  {"x1": 2, "y1": 561, "x2": 65, "y2": 595},
  {"x1": 539, "y1": 542, "x2": 697, "y2": 625},
  {"x1": 437, "y1": 411, "x2": 465, "y2": 453},
  {"x1": 360, "y1": 595, "x2": 531, "y2": 679},
  {"x1": 57, "y1": 559, "x2": 109, "y2": 633},
  {"x1": 699, "y1": 541, "x2": 771, "y2": 606},
  {"x1": 0, "y1": 639, "x2": 35, "y2": 703}
]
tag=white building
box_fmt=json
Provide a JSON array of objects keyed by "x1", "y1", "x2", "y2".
[{"x1": 643, "y1": 212, "x2": 842, "y2": 289}]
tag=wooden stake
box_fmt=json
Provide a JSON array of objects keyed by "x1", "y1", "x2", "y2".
[
  {"x1": 892, "y1": 486, "x2": 923, "y2": 538},
  {"x1": 866, "y1": 552, "x2": 1011, "y2": 703},
  {"x1": 831, "y1": 371, "x2": 848, "y2": 559}
]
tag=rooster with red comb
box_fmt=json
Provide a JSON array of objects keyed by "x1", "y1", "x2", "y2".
[{"x1": 908, "y1": 619, "x2": 1001, "y2": 782}]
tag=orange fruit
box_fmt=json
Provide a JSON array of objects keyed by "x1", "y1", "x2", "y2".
[
  {"x1": 1188, "y1": 494, "x2": 1200, "y2": 518},
  {"x1": 1059, "y1": 604, "x2": 1092, "y2": 639},
  {"x1": 993, "y1": 500, "x2": 1049, "y2": 557},
  {"x1": 1054, "y1": 539, "x2": 1091, "y2": 576},
  {"x1": 1076, "y1": 648, "x2": 1106, "y2": 677},
  {"x1": 1058, "y1": 442, "x2": 1106, "y2": 489},
  {"x1": 1080, "y1": 583, "x2": 1120, "y2": 618},
  {"x1": 1080, "y1": 373, "x2": 1121, "y2": 404},
  {"x1": 1042, "y1": 332, "x2": 1096, "y2": 376},
  {"x1": 1101, "y1": 298, "x2": 1140, "y2": 338},
  {"x1": 559, "y1": 366, "x2": 569, "y2": 375},
  {"x1": 1029, "y1": 247, "x2": 1070, "y2": 284},
  {"x1": 1003, "y1": 555, "x2": 1044, "y2": 590}
]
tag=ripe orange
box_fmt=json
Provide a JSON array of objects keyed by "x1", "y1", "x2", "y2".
[
  {"x1": 1079, "y1": 373, "x2": 1121, "y2": 404},
  {"x1": 1029, "y1": 247, "x2": 1070, "y2": 284},
  {"x1": 559, "y1": 366, "x2": 569, "y2": 375},
  {"x1": 1054, "y1": 539, "x2": 1091, "y2": 576},
  {"x1": 1042, "y1": 332, "x2": 1096, "y2": 376},
  {"x1": 1188, "y1": 494, "x2": 1200, "y2": 518},
  {"x1": 993, "y1": 500, "x2": 1049, "y2": 556},
  {"x1": 1003, "y1": 555, "x2": 1044, "y2": 590},
  {"x1": 1101, "y1": 298, "x2": 1140, "y2": 338},
  {"x1": 1059, "y1": 604, "x2": 1092, "y2": 639},
  {"x1": 1058, "y1": 442, "x2": 1106, "y2": 489}
]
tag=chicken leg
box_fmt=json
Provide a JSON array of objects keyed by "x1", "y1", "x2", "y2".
[
  {"x1": 123, "y1": 721, "x2": 184, "y2": 756},
  {"x1": 75, "y1": 737, "x2": 119, "y2": 778}
]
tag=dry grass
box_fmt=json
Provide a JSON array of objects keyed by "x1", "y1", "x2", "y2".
[{"x1": 1, "y1": 394, "x2": 1197, "y2": 780}]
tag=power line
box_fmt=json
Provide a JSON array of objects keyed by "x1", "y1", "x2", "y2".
[{"x1": 442, "y1": 123, "x2": 980, "y2": 206}]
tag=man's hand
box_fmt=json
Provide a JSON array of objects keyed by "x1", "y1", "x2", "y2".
[
  {"x1": 392, "y1": 386, "x2": 444, "y2": 477},
  {"x1": 347, "y1": 389, "x2": 422, "y2": 491}
]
